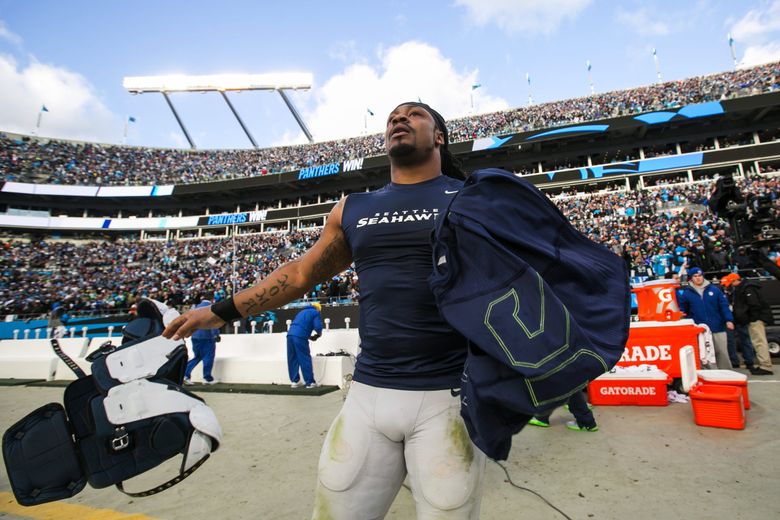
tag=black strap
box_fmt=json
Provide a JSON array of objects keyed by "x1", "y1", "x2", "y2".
[
  {"x1": 50, "y1": 339, "x2": 87, "y2": 379},
  {"x1": 116, "y1": 454, "x2": 209, "y2": 498},
  {"x1": 85, "y1": 340, "x2": 116, "y2": 362}
]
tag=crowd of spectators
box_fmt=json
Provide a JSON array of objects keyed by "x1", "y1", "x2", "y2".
[
  {"x1": 563, "y1": 173, "x2": 780, "y2": 279},
  {"x1": 448, "y1": 63, "x2": 779, "y2": 140},
  {"x1": 1, "y1": 62, "x2": 777, "y2": 187},
  {"x1": 0, "y1": 229, "x2": 355, "y2": 318},
  {"x1": 1, "y1": 172, "x2": 778, "y2": 318}
]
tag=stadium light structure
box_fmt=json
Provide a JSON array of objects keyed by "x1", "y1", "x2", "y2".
[{"x1": 122, "y1": 73, "x2": 314, "y2": 149}]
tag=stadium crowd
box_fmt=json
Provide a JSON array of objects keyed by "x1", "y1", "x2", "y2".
[
  {"x1": 562, "y1": 174, "x2": 780, "y2": 279},
  {"x1": 1, "y1": 62, "x2": 778, "y2": 187},
  {"x1": 0, "y1": 229, "x2": 359, "y2": 317},
  {"x1": 1, "y1": 173, "x2": 778, "y2": 318}
]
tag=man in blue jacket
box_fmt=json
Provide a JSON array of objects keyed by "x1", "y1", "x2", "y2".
[
  {"x1": 287, "y1": 302, "x2": 323, "y2": 389},
  {"x1": 183, "y1": 299, "x2": 221, "y2": 385},
  {"x1": 677, "y1": 267, "x2": 734, "y2": 369}
]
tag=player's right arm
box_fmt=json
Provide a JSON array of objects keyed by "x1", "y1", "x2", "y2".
[{"x1": 162, "y1": 198, "x2": 352, "y2": 340}]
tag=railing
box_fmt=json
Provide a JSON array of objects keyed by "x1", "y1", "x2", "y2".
[{"x1": 0, "y1": 296, "x2": 358, "y2": 323}]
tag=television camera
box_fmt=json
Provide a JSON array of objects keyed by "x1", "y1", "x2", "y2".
[{"x1": 708, "y1": 172, "x2": 780, "y2": 280}]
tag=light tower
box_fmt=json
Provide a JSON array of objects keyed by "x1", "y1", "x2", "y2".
[{"x1": 123, "y1": 73, "x2": 314, "y2": 149}]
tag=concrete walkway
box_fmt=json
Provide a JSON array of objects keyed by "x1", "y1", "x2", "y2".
[{"x1": 1, "y1": 372, "x2": 779, "y2": 520}]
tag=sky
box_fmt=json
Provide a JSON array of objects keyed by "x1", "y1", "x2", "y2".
[{"x1": 0, "y1": 0, "x2": 779, "y2": 151}]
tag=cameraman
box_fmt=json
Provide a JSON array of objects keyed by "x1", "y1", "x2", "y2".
[{"x1": 732, "y1": 246, "x2": 754, "y2": 270}]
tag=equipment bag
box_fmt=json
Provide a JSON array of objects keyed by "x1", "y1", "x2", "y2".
[{"x1": 2, "y1": 299, "x2": 222, "y2": 506}]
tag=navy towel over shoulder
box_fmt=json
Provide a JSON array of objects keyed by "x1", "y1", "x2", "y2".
[{"x1": 429, "y1": 168, "x2": 631, "y2": 460}]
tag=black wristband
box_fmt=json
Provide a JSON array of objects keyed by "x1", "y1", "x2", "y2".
[{"x1": 211, "y1": 297, "x2": 242, "y2": 322}]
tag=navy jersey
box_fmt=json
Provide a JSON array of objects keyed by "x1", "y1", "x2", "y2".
[
  {"x1": 342, "y1": 175, "x2": 468, "y2": 390},
  {"x1": 429, "y1": 168, "x2": 631, "y2": 459}
]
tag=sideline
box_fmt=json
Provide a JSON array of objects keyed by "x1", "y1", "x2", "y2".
[{"x1": 0, "y1": 492, "x2": 156, "y2": 520}]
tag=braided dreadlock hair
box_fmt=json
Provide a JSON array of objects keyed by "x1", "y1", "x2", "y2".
[{"x1": 392, "y1": 102, "x2": 467, "y2": 180}]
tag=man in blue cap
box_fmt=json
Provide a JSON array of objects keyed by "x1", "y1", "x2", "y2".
[
  {"x1": 287, "y1": 302, "x2": 323, "y2": 388},
  {"x1": 677, "y1": 267, "x2": 734, "y2": 368},
  {"x1": 183, "y1": 299, "x2": 221, "y2": 385}
]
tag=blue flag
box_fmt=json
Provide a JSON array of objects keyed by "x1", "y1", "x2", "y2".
[
  {"x1": 472, "y1": 83, "x2": 481, "y2": 90},
  {"x1": 366, "y1": 108, "x2": 374, "y2": 116},
  {"x1": 128, "y1": 116, "x2": 136, "y2": 123},
  {"x1": 587, "y1": 60, "x2": 592, "y2": 72},
  {"x1": 41, "y1": 105, "x2": 49, "y2": 112}
]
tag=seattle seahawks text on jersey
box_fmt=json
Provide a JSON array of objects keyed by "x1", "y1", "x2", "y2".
[{"x1": 356, "y1": 208, "x2": 439, "y2": 228}]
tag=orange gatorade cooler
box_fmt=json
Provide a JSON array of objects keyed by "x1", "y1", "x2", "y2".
[
  {"x1": 680, "y1": 346, "x2": 746, "y2": 430},
  {"x1": 697, "y1": 369, "x2": 750, "y2": 410},
  {"x1": 689, "y1": 385, "x2": 745, "y2": 430},
  {"x1": 588, "y1": 370, "x2": 671, "y2": 406},
  {"x1": 632, "y1": 279, "x2": 684, "y2": 322},
  {"x1": 618, "y1": 319, "x2": 704, "y2": 378}
]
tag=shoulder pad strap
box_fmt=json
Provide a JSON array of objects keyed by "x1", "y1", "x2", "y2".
[
  {"x1": 104, "y1": 379, "x2": 204, "y2": 424},
  {"x1": 105, "y1": 336, "x2": 184, "y2": 383}
]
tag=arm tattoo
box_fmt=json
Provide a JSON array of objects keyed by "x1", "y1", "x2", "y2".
[
  {"x1": 240, "y1": 235, "x2": 349, "y2": 315},
  {"x1": 252, "y1": 288, "x2": 271, "y2": 306},
  {"x1": 278, "y1": 274, "x2": 290, "y2": 291},
  {"x1": 242, "y1": 274, "x2": 293, "y2": 314},
  {"x1": 311, "y1": 235, "x2": 351, "y2": 282}
]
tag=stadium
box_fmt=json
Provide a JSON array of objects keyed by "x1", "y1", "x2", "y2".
[{"x1": 1, "y1": 41, "x2": 780, "y2": 520}]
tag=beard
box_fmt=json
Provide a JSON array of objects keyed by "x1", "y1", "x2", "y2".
[
  {"x1": 388, "y1": 142, "x2": 417, "y2": 159},
  {"x1": 388, "y1": 140, "x2": 435, "y2": 167}
]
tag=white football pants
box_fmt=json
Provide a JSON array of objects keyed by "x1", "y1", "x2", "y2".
[{"x1": 312, "y1": 381, "x2": 487, "y2": 520}]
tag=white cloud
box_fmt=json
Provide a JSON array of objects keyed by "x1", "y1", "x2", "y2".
[
  {"x1": 0, "y1": 54, "x2": 121, "y2": 142},
  {"x1": 731, "y1": 0, "x2": 780, "y2": 41},
  {"x1": 615, "y1": 7, "x2": 670, "y2": 36},
  {"x1": 292, "y1": 41, "x2": 509, "y2": 143},
  {"x1": 729, "y1": 1, "x2": 780, "y2": 69},
  {"x1": 328, "y1": 40, "x2": 362, "y2": 64},
  {"x1": 0, "y1": 20, "x2": 22, "y2": 46},
  {"x1": 453, "y1": 0, "x2": 592, "y2": 35},
  {"x1": 739, "y1": 41, "x2": 780, "y2": 68}
]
